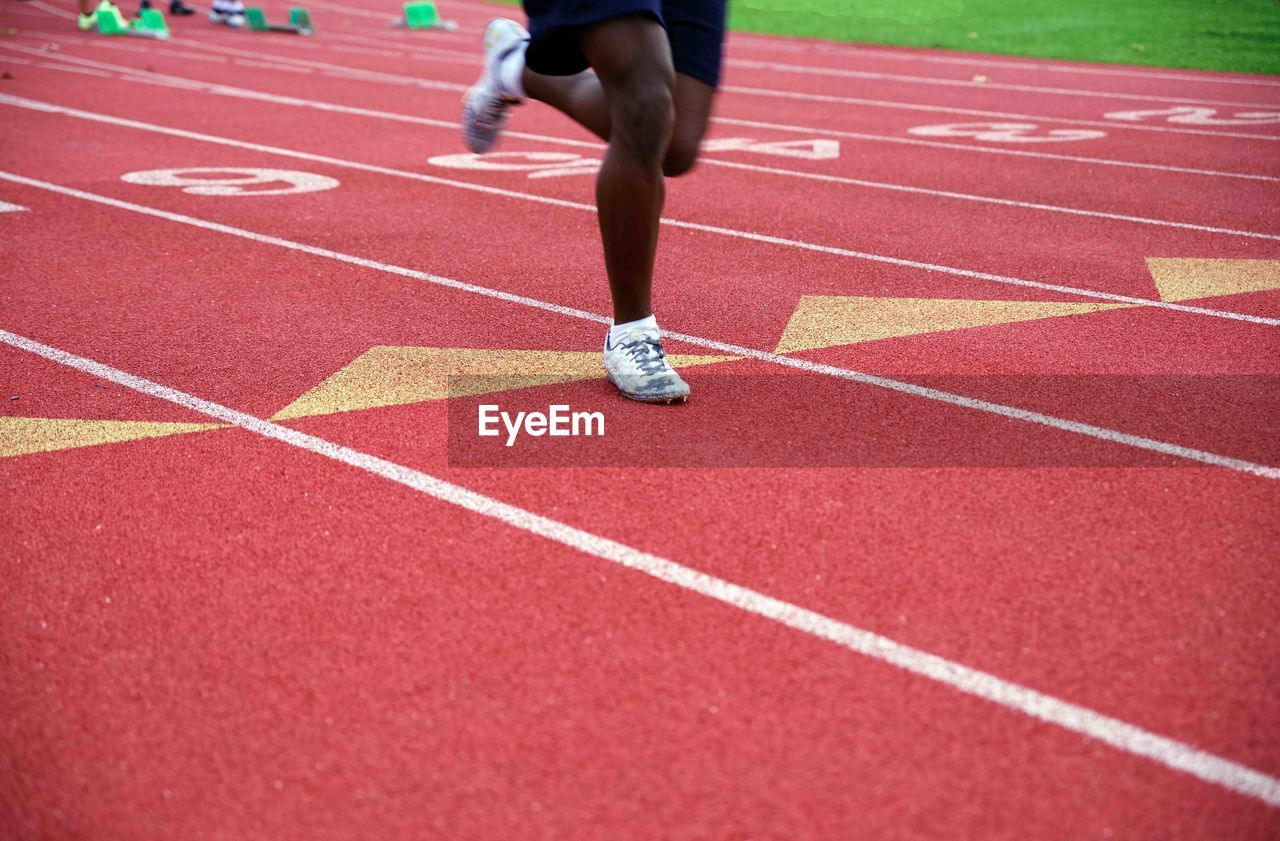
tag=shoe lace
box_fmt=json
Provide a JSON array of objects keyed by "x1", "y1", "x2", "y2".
[
  {"x1": 622, "y1": 336, "x2": 669, "y2": 377},
  {"x1": 476, "y1": 95, "x2": 517, "y2": 128}
]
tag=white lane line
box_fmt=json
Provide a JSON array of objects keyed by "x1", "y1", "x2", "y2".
[
  {"x1": 15, "y1": 31, "x2": 1273, "y2": 145},
  {"x1": 2, "y1": 324, "x2": 1278, "y2": 809},
  {"x1": 12, "y1": 53, "x2": 1276, "y2": 241},
  {"x1": 711, "y1": 115, "x2": 1280, "y2": 184},
  {"x1": 36, "y1": 62, "x2": 114, "y2": 78},
  {"x1": 691, "y1": 156, "x2": 1280, "y2": 240},
  {"x1": 22, "y1": 41, "x2": 1273, "y2": 185},
  {"x1": 234, "y1": 7, "x2": 1280, "y2": 127},
  {"x1": 808, "y1": 43, "x2": 1280, "y2": 89},
  {"x1": 1, "y1": 3, "x2": 55, "y2": 19},
  {"x1": 5, "y1": 92, "x2": 1278, "y2": 328},
  {"x1": 209, "y1": 8, "x2": 1280, "y2": 130},
  {"x1": 0, "y1": 201, "x2": 28, "y2": 212},
  {"x1": 725, "y1": 36, "x2": 1280, "y2": 90},
  {"x1": 729, "y1": 56, "x2": 1280, "y2": 111},
  {"x1": 235, "y1": 58, "x2": 316, "y2": 75},
  {"x1": 427, "y1": 0, "x2": 1280, "y2": 96},
  {"x1": 25, "y1": 0, "x2": 77, "y2": 19},
  {"x1": 150, "y1": 35, "x2": 469, "y2": 92},
  {"x1": 3, "y1": 168, "x2": 1277, "y2": 480},
  {"x1": 365, "y1": 0, "x2": 1280, "y2": 96},
  {"x1": 723, "y1": 83, "x2": 1280, "y2": 143}
]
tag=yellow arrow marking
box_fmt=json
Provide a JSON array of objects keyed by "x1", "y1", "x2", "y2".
[
  {"x1": 774, "y1": 296, "x2": 1126, "y2": 354},
  {"x1": 272, "y1": 346, "x2": 738, "y2": 420},
  {"x1": 1146, "y1": 258, "x2": 1280, "y2": 303},
  {"x1": 0, "y1": 417, "x2": 226, "y2": 458}
]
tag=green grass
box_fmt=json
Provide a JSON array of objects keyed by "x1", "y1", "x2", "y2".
[{"x1": 726, "y1": 0, "x2": 1280, "y2": 74}]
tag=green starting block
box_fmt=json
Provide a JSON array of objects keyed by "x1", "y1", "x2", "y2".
[
  {"x1": 244, "y1": 6, "x2": 313, "y2": 34},
  {"x1": 97, "y1": 1, "x2": 170, "y2": 38},
  {"x1": 394, "y1": 1, "x2": 457, "y2": 31}
]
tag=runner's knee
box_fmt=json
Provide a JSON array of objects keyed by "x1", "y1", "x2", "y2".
[
  {"x1": 662, "y1": 132, "x2": 701, "y2": 177},
  {"x1": 610, "y1": 75, "x2": 675, "y2": 164}
]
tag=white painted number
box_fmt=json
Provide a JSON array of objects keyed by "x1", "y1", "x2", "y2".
[
  {"x1": 0, "y1": 200, "x2": 27, "y2": 213},
  {"x1": 427, "y1": 151, "x2": 602, "y2": 179},
  {"x1": 1104, "y1": 106, "x2": 1280, "y2": 126},
  {"x1": 700, "y1": 137, "x2": 841, "y2": 160},
  {"x1": 908, "y1": 122, "x2": 1107, "y2": 143},
  {"x1": 428, "y1": 138, "x2": 842, "y2": 180},
  {"x1": 120, "y1": 168, "x2": 340, "y2": 196}
]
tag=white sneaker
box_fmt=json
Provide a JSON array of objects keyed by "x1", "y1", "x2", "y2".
[
  {"x1": 208, "y1": 0, "x2": 244, "y2": 26},
  {"x1": 603, "y1": 326, "x2": 691, "y2": 404},
  {"x1": 461, "y1": 18, "x2": 527, "y2": 154}
]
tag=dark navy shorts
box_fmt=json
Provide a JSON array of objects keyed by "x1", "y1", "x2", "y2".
[{"x1": 522, "y1": 0, "x2": 727, "y2": 88}]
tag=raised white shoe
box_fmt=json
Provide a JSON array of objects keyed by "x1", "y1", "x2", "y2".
[
  {"x1": 603, "y1": 326, "x2": 691, "y2": 404},
  {"x1": 461, "y1": 18, "x2": 527, "y2": 154}
]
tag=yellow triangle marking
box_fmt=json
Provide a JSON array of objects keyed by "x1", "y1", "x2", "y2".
[
  {"x1": 0, "y1": 417, "x2": 227, "y2": 458},
  {"x1": 1146, "y1": 258, "x2": 1280, "y2": 303},
  {"x1": 774, "y1": 296, "x2": 1128, "y2": 353},
  {"x1": 272, "y1": 346, "x2": 738, "y2": 420}
]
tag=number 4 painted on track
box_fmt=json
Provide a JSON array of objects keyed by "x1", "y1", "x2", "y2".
[
  {"x1": 700, "y1": 138, "x2": 841, "y2": 160},
  {"x1": 1104, "y1": 106, "x2": 1280, "y2": 126}
]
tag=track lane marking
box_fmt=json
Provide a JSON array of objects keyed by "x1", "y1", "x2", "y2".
[
  {"x1": 10, "y1": 32, "x2": 1277, "y2": 144},
  {"x1": 4, "y1": 92, "x2": 1278, "y2": 328},
  {"x1": 10, "y1": 51, "x2": 1277, "y2": 238},
  {"x1": 728, "y1": 56, "x2": 1280, "y2": 112},
  {"x1": 1, "y1": 324, "x2": 1278, "y2": 807},
  {"x1": 193, "y1": 30, "x2": 1280, "y2": 139},
  {"x1": 722, "y1": 83, "x2": 1280, "y2": 143},
  {"x1": 741, "y1": 39, "x2": 1280, "y2": 90},
  {"x1": 293, "y1": 0, "x2": 1280, "y2": 95},
  {"x1": 2, "y1": 168, "x2": 1277, "y2": 479},
  {"x1": 16, "y1": 40, "x2": 1277, "y2": 185}
]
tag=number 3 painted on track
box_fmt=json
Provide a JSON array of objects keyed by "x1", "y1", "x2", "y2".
[
  {"x1": 120, "y1": 168, "x2": 340, "y2": 196},
  {"x1": 1103, "y1": 106, "x2": 1280, "y2": 126},
  {"x1": 907, "y1": 122, "x2": 1107, "y2": 143}
]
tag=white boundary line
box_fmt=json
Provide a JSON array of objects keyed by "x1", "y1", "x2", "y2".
[
  {"x1": 2, "y1": 324, "x2": 1278, "y2": 808},
  {"x1": 709, "y1": 114, "x2": 1280, "y2": 184},
  {"x1": 721, "y1": 83, "x2": 1280, "y2": 143},
  {"x1": 318, "y1": 0, "x2": 1280, "y2": 91},
  {"x1": 742, "y1": 38, "x2": 1280, "y2": 90},
  {"x1": 252, "y1": 3, "x2": 1280, "y2": 120},
  {"x1": 4, "y1": 91, "x2": 1278, "y2": 328},
  {"x1": 10, "y1": 50, "x2": 1278, "y2": 240},
  {"x1": 25, "y1": 0, "x2": 76, "y2": 20},
  {"x1": 728, "y1": 56, "x2": 1280, "y2": 111},
  {"x1": 17, "y1": 39, "x2": 1276, "y2": 185},
  {"x1": 37, "y1": 62, "x2": 114, "y2": 78},
  {"x1": 2, "y1": 168, "x2": 1277, "y2": 480},
  {"x1": 197, "y1": 29, "x2": 1280, "y2": 143},
  {"x1": 12, "y1": 31, "x2": 1276, "y2": 145}
]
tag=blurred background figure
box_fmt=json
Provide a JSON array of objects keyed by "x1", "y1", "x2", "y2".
[
  {"x1": 208, "y1": 0, "x2": 245, "y2": 26},
  {"x1": 75, "y1": 0, "x2": 117, "y2": 29},
  {"x1": 139, "y1": 0, "x2": 197, "y2": 16},
  {"x1": 75, "y1": 0, "x2": 193, "y2": 29}
]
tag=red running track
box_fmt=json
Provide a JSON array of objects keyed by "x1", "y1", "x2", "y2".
[{"x1": 2, "y1": 1, "x2": 1279, "y2": 838}]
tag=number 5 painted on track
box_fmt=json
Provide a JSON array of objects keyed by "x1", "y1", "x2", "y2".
[
  {"x1": 907, "y1": 122, "x2": 1107, "y2": 143},
  {"x1": 1104, "y1": 106, "x2": 1280, "y2": 126},
  {"x1": 120, "y1": 168, "x2": 340, "y2": 196}
]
